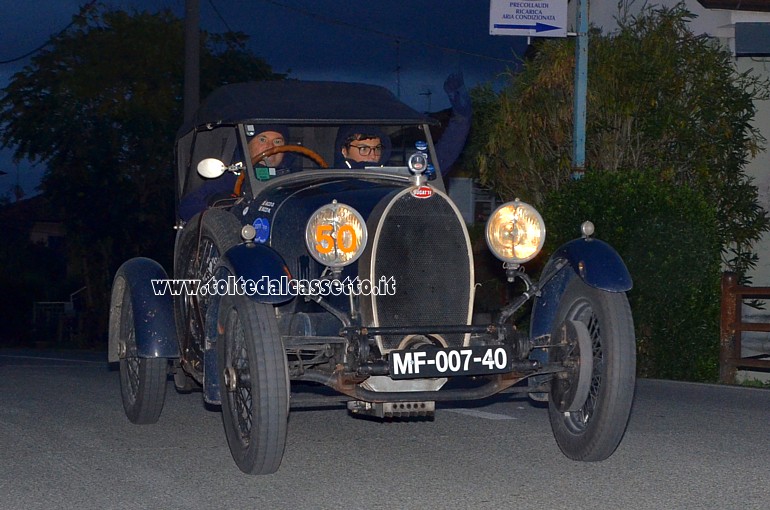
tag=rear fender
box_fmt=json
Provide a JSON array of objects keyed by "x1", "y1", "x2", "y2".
[{"x1": 108, "y1": 257, "x2": 179, "y2": 363}]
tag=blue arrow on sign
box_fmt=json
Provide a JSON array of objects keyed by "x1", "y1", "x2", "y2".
[{"x1": 493, "y1": 22, "x2": 560, "y2": 33}]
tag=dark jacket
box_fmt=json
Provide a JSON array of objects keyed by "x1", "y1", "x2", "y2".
[{"x1": 332, "y1": 72, "x2": 471, "y2": 174}]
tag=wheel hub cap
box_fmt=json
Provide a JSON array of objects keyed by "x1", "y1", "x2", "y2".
[{"x1": 224, "y1": 366, "x2": 238, "y2": 392}]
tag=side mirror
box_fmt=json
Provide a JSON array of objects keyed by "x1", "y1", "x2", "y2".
[{"x1": 197, "y1": 158, "x2": 226, "y2": 179}]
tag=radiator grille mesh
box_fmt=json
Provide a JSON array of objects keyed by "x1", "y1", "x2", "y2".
[{"x1": 368, "y1": 190, "x2": 472, "y2": 350}]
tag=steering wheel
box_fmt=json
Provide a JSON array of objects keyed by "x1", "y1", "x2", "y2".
[
  {"x1": 252, "y1": 144, "x2": 328, "y2": 168},
  {"x1": 233, "y1": 145, "x2": 329, "y2": 196}
]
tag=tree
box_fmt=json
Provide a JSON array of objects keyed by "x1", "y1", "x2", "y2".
[
  {"x1": 0, "y1": 4, "x2": 284, "y2": 345},
  {"x1": 467, "y1": 4, "x2": 770, "y2": 381},
  {"x1": 474, "y1": 4, "x2": 769, "y2": 276}
]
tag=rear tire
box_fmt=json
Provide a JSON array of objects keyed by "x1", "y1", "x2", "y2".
[
  {"x1": 218, "y1": 293, "x2": 289, "y2": 475},
  {"x1": 548, "y1": 277, "x2": 636, "y2": 461},
  {"x1": 114, "y1": 280, "x2": 168, "y2": 424}
]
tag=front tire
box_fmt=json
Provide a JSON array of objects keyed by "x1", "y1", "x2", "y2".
[
  {"x1": 548, "y1": 277, "x2": 636, "y2": 461},
  {"x1": 218, "y1": 294, "x2": 289, "y2": 475},
  {"x1": 114, "y1": 279, "x2": 168, "y2": 424}
]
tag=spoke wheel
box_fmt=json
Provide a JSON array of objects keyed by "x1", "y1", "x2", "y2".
[
  {"x1": 174, "y1": 209, "x2": 241, "y2": 378},
  {"x1": 115, "y1": 280, "x2": 168, "y2": 424},
  {"x1": 218, "y1": 293, "x2": 289, "y2": 475},
  {"x1": 548, "y1": 277, "x2": 636, "y2": 461}
]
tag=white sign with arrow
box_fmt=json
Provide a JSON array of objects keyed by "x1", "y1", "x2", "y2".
[{"x1": 489, "y1": 0, "x2": 568, "y2": 38}]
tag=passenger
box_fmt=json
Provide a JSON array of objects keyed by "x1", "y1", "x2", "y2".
[
  {"x1": 333, "y1": 72, "x2": 472, "y2": 174},
  {"x1": 179, "y1": 125, "x2": 289, "y2": 221},
  {"x1": 434, "y1": 71, "x2": 472, "y2": 174},
  {"x1": 334, "y1": 125, "x2": 392, "y2": 169}
]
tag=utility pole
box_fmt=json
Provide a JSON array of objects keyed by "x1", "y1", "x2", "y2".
[
  {"x1": 419, "y1": 89, "x2": 432, "y2": 113},
  {"x1": 395, "y1": 40, "x2": 401, "y2": 99},
  {"x1": 183, "y1": 0, "x2": 200, "y2": 124},
  {"x1": 489, "y1": 0, "x2": 581, "y2": 176},
  {"x1": 571, "y1": 0, "x2": 588, "y2": 179}
]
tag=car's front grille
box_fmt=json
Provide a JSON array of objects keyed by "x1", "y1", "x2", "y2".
[{"x1": 361, "y1": 188, "x2": 473, "y2": 352}]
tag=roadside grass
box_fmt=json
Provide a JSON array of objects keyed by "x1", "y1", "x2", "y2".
[{"x1": 738, "y1": 377, "x2": 770, "y2": 389}]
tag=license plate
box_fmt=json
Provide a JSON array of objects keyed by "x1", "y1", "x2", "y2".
[{"x1": 388, "y1": 346, "x2": 512, "y2": 380}]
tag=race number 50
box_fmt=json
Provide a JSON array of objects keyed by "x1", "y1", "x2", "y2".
[{"x1": 315, "y1": 224, "x2": 358, "y2": 254}]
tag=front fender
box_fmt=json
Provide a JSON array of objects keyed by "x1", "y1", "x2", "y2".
[
  {"x1": 221, "y1": 243, "x2": 294, "y2": 304},
  {"x1": 530, "y1": 238, "x2": 632, "y2": 343},
  {"x1": 108, "y1": 257, "x2": 179, "y2": 363},
  {"x1": 553, "y1": 238, "x2": 632, "y2": 292},
  {"x1": 201, "y1": 243, "x2": 292, "y2": 404}
]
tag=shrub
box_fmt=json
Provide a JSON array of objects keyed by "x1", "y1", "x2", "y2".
[
  {"x1": 544, "y1": 171, "x2": 721, "y2": 381},
  {"x1": 466, "y1": 4, "x2": 770, "y2": 380},
  {"x1": 474, "y1": 4, "x2": 769, "y2": 278}
]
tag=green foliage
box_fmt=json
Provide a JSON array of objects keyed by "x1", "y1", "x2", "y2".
[
  {"x1": 467, "y1": 4, "x2": 770, "y2": 380},
  {"x1": 0, "y1": 4, "x2": 284, "y2": 345},
  {"x1": 544, "y1": 171, "x2": 722, "y2": 381},
  {"x1": 474, "y1": 4, "x2": 769, "y2": 277},
  {"x1": 738, "y1": 378, "x2": 770, "y2": 389},
  {"x1": 458, "y1": 83, "x2": 507, "y2": 177}
]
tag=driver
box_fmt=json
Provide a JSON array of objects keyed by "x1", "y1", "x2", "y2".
[
  {"x1": 178, "y1": 125, "x2": 289, "y2": 221},
  {"x1": 247, "y1": 126, "x2": 287, "y2": 167}
]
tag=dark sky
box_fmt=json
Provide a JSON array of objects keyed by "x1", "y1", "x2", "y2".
[{"x1": 0, "y1": 0, "x2": 527, "y2": 197}]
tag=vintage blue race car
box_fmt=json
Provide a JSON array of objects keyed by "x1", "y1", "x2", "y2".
[{"x1": 108, "y1": 80, "x2": 636, "y2": 474}]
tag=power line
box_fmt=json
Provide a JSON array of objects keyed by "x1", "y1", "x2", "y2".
[
  {"x1": 0, "y1": 1, "x2": 99, "y2": 65},
  {"x1": 207, "y1": 0, "x2": 234, "y2": 33},
  {"x1": 0, "y1": 40, "x2": 57, "y2": 65},
  {"x1": 257, "y1": 0, "x2": 517, "y2": 64}
]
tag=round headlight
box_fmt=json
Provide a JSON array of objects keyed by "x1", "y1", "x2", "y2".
[
  {"x1": 305, "y1": 201, "x2": 368, "y2": 268},
  {"x1": 486, "y1": 200, "x2": 546, "y2": 264}
]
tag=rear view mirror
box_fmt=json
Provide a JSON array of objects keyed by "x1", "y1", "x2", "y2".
[{"x1": 197, "y1": 158, "x2": 226, "y2": 178}]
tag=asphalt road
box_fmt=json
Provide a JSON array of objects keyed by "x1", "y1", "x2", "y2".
[{"x1": 1, "y1": 349, "x2": 769, "y2": 510}]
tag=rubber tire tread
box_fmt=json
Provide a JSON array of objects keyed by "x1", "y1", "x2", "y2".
[
  {"x1": 117, "y1": 281, "x2": 168, "y2": 424},
  {"x1": 122, "y1": 357, "x2": 168, "y2": 424},
  {"x1": 547, "y1": 277, "x2": 636, "y2": 461},
  {"x1": 219, "y1": 295, "x2": 290, "y2": 475}
]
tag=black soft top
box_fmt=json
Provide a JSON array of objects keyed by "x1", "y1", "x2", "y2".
[{"x1": 178, "y1": 80, "x2": 433, "y2": 136}]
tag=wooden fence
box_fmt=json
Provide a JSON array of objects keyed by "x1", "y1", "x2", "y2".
[{"x1": 720, "y1": 272, "x2": 770, "y2": 383}]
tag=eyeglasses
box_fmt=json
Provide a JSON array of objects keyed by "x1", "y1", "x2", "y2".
[{"x1": 348, "y1": 144, "x2": 383, "y2": 157}]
